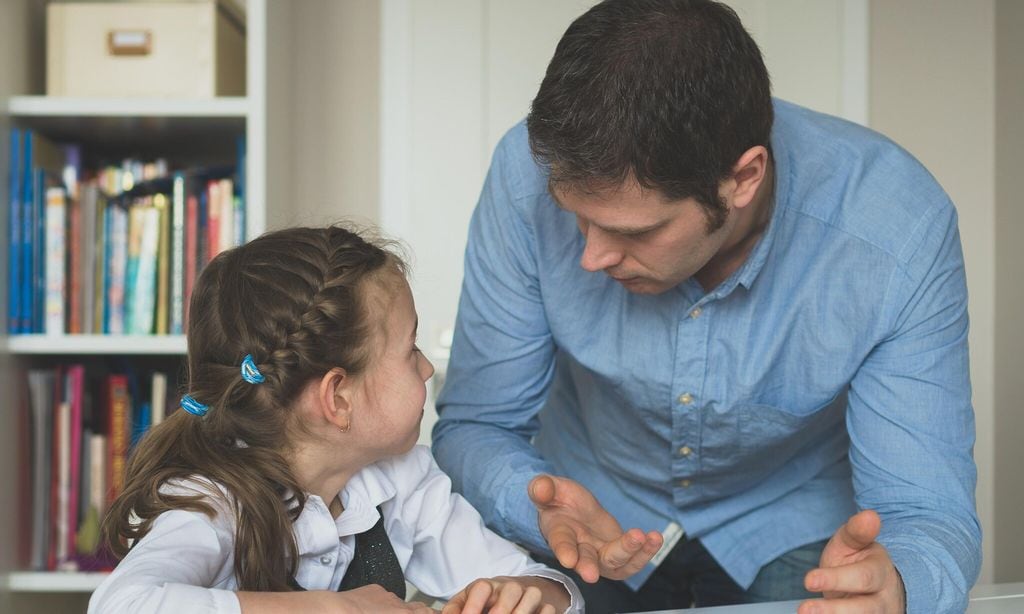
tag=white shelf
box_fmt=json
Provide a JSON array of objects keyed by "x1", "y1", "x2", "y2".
[
  {"x1": 4, "y1": 571, "x2": 108, "y2": 593},
  {"x1": 3, "y1": 334, "x2": 187, "y2": 355},
  {"x1": 9, "y1": 96, "x2": 249, "y2": 118}
]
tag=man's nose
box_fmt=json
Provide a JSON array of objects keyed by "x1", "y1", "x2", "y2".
[{"x1": 579, "y1": 227, "x2": 624, "y2": 272}]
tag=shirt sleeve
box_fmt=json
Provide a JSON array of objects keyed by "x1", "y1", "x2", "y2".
[
  {"x1": 847, "y1": 202, "x2": 981, "y2": 614},
  {"x1": 431, "y1": 125, "x2": 560, "y2": 555},
  {"x1": 88, "y1": 505, "x2": 240, "y2": 614},
  {"x1": 395, "y1": 448, "x2": 584, "y2": 613}
]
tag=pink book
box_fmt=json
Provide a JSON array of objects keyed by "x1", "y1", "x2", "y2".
[
  {"x1": 184, "y1": 193, "x2": 198, "y2": 332},
  {"x1": 66, "y1": 365, "x2": 85, "y2": 566}
]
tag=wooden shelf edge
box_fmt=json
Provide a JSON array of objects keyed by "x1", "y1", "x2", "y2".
[
  {"x1": 4, "y1": 571, "x2": 109, "y2": 592},
  {"x1": 2, "y1": 334, "x2": 188, "y2": 355},
  {"x1": 8, "y1": 96, "x2": 250, "y2": 118}
]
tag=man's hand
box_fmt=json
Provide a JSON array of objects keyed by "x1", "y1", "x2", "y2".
[
  {"x1": 798, "y1": 510, "x2": 906, "y2": 614},
  {"x1": 528, "y1": 474, "x2": 663, "y2": 583}
]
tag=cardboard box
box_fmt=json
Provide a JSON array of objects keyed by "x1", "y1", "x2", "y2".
[{"x1": 47, "y1": 1, "x2": 246, "y2": 98}]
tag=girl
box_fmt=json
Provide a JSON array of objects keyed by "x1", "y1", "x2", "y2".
[{"x1": 90, "y1": 226, "x2": 581, "y2": 614}]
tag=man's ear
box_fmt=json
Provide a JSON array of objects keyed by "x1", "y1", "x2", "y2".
[
  {"x1": 726, "y1": 145, "x2": 770, "y2": 210},
  {"x1": 318, "y1": 367, "x2": 353, "y2": 431}
]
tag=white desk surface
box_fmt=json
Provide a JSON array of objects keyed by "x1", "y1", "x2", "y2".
[{"x1": 635, "y1": 582, "x2": 1024, "y2": 614}]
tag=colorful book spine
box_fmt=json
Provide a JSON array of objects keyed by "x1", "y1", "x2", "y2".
[
  {"x1": 106, "y1": 205, "x2": 128, "y2": 334},
  {"x1": 170, "y1": 175, "x2": 186, "y2": 334},
  {"x1": 155, "y1": 193, "x2": 170, "y2": 335},
  {"x1": 131, "y1": 204, "x2": 160, "y2": 335},
  {"x1": 44, "y1": 187, "x2": 67, "y2": 335},
  {"x1": 107, "y1": 375, "x2": 131, "y2": 503}
]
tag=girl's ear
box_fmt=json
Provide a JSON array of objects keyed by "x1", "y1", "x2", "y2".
[{"x1": 318, "y1": 367, "x2": 353, "y2": 432}]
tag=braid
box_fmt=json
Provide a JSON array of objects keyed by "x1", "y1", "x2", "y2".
[{"x1": 104, "y1": 224, "x2": 405, "y2": 592}]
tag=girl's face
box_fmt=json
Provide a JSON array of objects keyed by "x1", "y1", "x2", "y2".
[{"x1": 352, "y1": 276, "x2": 435, "y2": 459}]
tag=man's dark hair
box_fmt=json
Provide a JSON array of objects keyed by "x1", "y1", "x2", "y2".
[{"x1": 527, "y1": 0, "x2": 772, "y2": 230}]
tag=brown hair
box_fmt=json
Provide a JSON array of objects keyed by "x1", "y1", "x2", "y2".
[{"x1": 101, "y1": 225, "x2": 405, "y2": 591}]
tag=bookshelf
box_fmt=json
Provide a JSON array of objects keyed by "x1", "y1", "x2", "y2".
[{"x1": 0, "y1": 1, "x2": 281, "y2": 611}]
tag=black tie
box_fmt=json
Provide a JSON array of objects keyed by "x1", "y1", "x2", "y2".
[{"x1": 290, "y1": 505, "x2": 406, "y2": 599}]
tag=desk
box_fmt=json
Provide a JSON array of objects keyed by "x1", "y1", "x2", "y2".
[{"x1": 637, "y1": 582, "x2": 1024, "y2": 613}]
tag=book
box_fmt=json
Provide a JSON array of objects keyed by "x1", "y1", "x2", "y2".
[
  {"x1": 184, "y1": 192, "x2": 199, "y2": 331},
  {"x1": 151, "y1": 371, "x2": 168, "y2": 426},
  {"x1": 106, "y1": 374, "x2": 131, "y2": 504},
  {"x1": 106, "y1": 204, "x2": 129, "y2": 334},
  {"x1": 65, "y1": 365, "x2": 85, "y2": 569},
  {"x1": 8, "y1": 128, "x2": 21, "y2": 333},
  {"x1": 27, "y1": 369, "x2": 55, "y2": 570},
  {"x1": 44, "y1": 186, "x2": 67, "y2": 335},
  {"x1": 170, "y1": 175, "x2": 186, "y2": 335},
  {"x1": 21, "y1": 131, "x2": 65, "y2": 334},
  {"x1": 155, "y1": 193, "x2": 171, "y2": 334},
  {"x1": 131, "y1": 203, "x2": 160, "y2": 335},
  {"x1": 81, "y1": 184, "x2": 100, "y2": 334}
]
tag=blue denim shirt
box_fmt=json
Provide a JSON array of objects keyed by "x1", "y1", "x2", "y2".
[{"x1": 433, "y1": 100, "x2": 981, "y2": 613}]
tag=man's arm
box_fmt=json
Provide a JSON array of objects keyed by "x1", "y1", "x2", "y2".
[
  {"x1": 826, "y1": 201, "x2": 981, "y2": 613},
  {"x1": 432, "y1": 127, "x2": 560, "y2": 554},
  {"x1": 431, "y1": 126, "x2": 662, "y2": 576}
]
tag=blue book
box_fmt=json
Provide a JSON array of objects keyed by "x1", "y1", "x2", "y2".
[
  {"x1": 19, "y1": 131, "x2": 65, "y2": 333},
  {"x1": 8, "y1": 128, "x2": 21, "y2": 333},
  {"x1": 20, "y1": 132, "x2": 34, "y2": 333}
]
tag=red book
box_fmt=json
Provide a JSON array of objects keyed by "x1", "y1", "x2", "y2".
[
  {"x1": 106, "y1": 374, "x2": 131, "y2": 506},
  {"x1": 206, "y1": 180, "x2": 221, "y2": 262},
  {"x1": 184, "y1": 193, "x2": 198, "y2": 332}
]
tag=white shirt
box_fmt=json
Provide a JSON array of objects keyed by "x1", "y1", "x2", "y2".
[{"x1": 88, "y1": 445, "x2": 583, "y2": 614}]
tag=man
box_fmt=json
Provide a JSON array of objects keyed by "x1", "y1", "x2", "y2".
[{"x1": 432, "y1": 1, "x2": 981, "y2": 612}]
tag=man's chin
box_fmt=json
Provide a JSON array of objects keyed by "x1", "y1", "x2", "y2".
[{"x1": 614, "y1": 276, "x2": 671, "y2": 295}]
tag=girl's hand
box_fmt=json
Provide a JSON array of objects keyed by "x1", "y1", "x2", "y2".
[
  {"x1": 442, "y1": 576, "x2": 569, "y2": 614},
  {"x1": 238, "y1": 584, "x2": 438, "y2": 613},
  {"x1": 331, "y1": 584, "x2": 439, "y2": 613}
]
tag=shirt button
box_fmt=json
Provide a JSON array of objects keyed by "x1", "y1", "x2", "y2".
[
  {"x1": 678, "y1": 479, "x2": 692, "y2": 488},
  {"x1": 678, "y1": 392, "x2": 694, "y2": 405},
  {"x1": 320, "y1": 555, "x2": 333, "y2": 565},
  {"x1": 690, "y1": 307, "x2": 702, "y2": 319},
  {"x1": 679, "y1": 446, "x2": 693, "y2": 457}
]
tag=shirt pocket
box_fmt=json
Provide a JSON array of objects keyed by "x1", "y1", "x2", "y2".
[{"x1": 736, "y1": 392, "x2": 847, "y2": 468}]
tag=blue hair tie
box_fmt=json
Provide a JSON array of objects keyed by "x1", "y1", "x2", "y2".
[
  {"x1": 181, "y1": 394, "x2": 210, "y2": 417},
  {"x1": 240, "y1": 354, "x2": 265, "y2": 384}
]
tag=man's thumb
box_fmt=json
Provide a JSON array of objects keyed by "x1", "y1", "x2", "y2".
[
  {"x1": 528, "y1": 474, "x2": 557, "y2": 508},
  {"x1": 835, "y1": 509, "x2": 882, "y2": 553}
]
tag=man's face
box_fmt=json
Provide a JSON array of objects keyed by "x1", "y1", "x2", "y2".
[{"x1": 552, "y1": 180, "x2": 736, "y2": 295}]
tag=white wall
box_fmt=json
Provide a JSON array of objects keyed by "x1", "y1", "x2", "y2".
[{"x1": 868, "y1": 0, "x2": 999, "y2": 584}]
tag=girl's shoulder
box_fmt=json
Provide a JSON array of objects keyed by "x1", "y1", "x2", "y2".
[{"x1": 157, "y1": 475, "x2": 239, "y2": 521}]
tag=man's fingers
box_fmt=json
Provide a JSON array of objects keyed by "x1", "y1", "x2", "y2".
[
  {"x1": 546, "y1": 523, "x2": 582, "y2": 569},
  {"x1": 797, "y1": 595, "x2": 881, "y2": 614},
  {"x1": 528, "y1": 474, "x2": 557, "y2": 508},
  {"x1": 596, "y1": 529, "x2": 664, "y2": 579},
  {"x1": 805, "y1": 557, "x2": 888, "y2": 595},
  {"x1": 574, "y1": 541, "x2": 603, "y2": 584},
  {"x1": 599, "y1": 527, "x2": 645, "y2": 569},
  {"x1": 832, "y1": 510, "x2": 881, "y2": 553}
]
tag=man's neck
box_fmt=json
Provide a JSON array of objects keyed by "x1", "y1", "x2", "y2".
[{"x1": 695, "y1": 161, "x2": 776, "y2": 291}]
